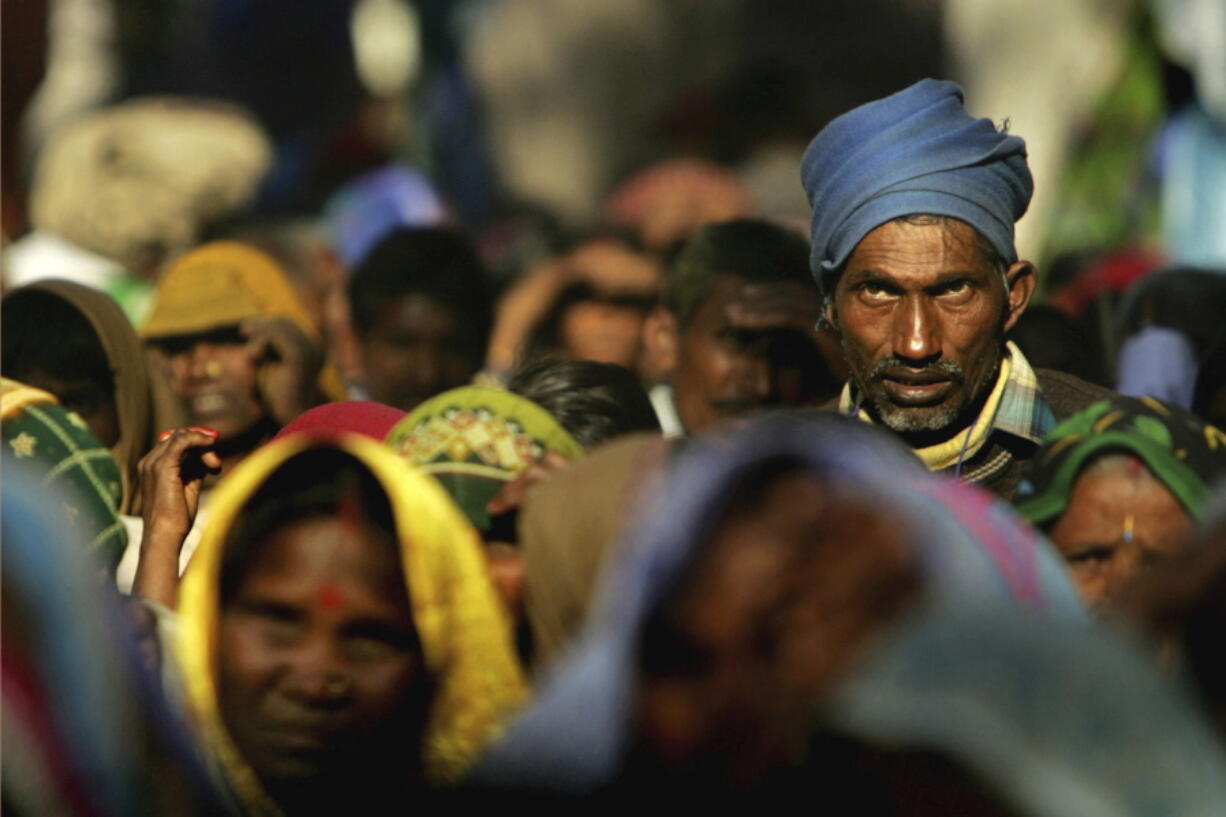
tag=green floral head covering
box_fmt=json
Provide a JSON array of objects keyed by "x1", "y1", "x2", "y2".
[
  {"x1": 1014, "y1": 396, "x2": 1226, "y2": 525},
  {"x1": 386, "y1": 386, "x2": 583, "y2": 531}
]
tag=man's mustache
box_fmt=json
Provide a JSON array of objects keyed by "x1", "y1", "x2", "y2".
[{"x1": 867, "y1": 358, "x2": 965, "y2": 383}]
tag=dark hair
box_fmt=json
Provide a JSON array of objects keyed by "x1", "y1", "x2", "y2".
[
  {"x1": 2, "y1": 289, "x2": 113, "y2": 390},
  {"x1": 1194, "y1": 328, "x2": 1226, "y2": 428},
  {"x1": 663, "y1": 219, "x2": 814, "y2": 325},
  {"x1": 1006, "y1": 304, "x2": 1106, "y2": 386},
  {"x1": 219, "y1": 447, "x2": 398, "y2": 607},
  {"x1": 508, "y1": 358, "x2": 661, "y2": 448},
  {"x1": 348, "y1": 227, "x2": 493, "y2": 352}
]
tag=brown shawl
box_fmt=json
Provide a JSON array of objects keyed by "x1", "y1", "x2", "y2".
[
  {"x1": 22, "y1": 280, "x2": 185, "y2": 514},
  {"x1": 520, "y1": 432, "x2": 672, "y2": 674}
]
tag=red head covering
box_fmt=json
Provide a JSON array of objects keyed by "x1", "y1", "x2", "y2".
[{"x1": 274, "y1": 401, "x2": 406, "y2": 442}]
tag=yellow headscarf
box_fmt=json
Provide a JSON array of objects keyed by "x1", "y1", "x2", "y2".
[
  {"x1": 176, "y1": 433, "x2": 526, "y2": 814},
  {"x1": 142, "y1": 241, "x2": 346, "y2": 401}
]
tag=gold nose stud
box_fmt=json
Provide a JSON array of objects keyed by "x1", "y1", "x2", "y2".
[{"x1": 204, "y1": 361, "x2": 223, "y2": 379}]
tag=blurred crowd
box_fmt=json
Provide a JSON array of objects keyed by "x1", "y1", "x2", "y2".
[{"x1": 3, "y1": 0, "x2": 1226, "y2": 814}]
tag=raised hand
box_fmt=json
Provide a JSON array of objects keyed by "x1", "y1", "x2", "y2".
[
  {"x1": 241, "y1": 316, "x2": 324, "y2": 425},
  {"x1": 132, "y1": 427, "x2": 221, "y2": 607}
]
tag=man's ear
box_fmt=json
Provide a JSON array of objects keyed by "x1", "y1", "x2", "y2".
[
  {"x1": 823, "y1": 298, "x2": 840, "y2": 331},
  {"x1": 640, "y1": 306, "x2": 679, "y2": 383},
  {"x1": 1001, "y1": 260, "x2": 1036, "y2": 334}
]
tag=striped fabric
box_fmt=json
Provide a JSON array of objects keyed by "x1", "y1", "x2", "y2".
[
  {"x1": 990, "y1": 341, "x2": 1058, "y2": 446},
  {"x1": 1, "y1": 379, "x2": 126, "y2": 570}
]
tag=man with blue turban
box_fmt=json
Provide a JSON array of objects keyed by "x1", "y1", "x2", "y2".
[{"x1": 802, "y1": 79, "x2": 1111, "y2": 499}]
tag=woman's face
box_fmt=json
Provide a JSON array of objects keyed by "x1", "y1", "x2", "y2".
[
  {"x1": 217, "y1": 514, "x2": 427, "y2": 791},
  {"x1": 18, "y1": 368, "x2": 120, "y2": 448},
  {"x1": 633, "y1": 472, "x2": 920, "y2": 785},
  {"x1": 1048, "y1": 461, "x2": 1192, "y2": 610}
]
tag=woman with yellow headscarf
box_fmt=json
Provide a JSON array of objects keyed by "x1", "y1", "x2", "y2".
[{"x1": 169, "y1": 431, "x2": 524, "y2": 815}]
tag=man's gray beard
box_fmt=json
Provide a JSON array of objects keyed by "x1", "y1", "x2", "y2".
[{"x1": 867, "y1": 394, "x2": 963, "y2": 434}]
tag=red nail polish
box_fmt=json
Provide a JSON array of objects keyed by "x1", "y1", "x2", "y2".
[{"x1": 190, "y1": 426, "x2": 220, "y2": 438}]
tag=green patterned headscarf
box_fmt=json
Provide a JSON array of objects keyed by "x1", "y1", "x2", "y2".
[
  {"x1": 386, "y1": 386, "x2": 583, "y2": 531},
  {"x1": 1, "y1": 378, "x2": 127, "y2": 571},
  {"x1": 1014, "y1": 396, "x2": 1226, "y2": 525}
]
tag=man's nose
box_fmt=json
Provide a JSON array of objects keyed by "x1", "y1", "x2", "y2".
[
  {"x1": 891, "y1": 297, "x2": 940, "y2": 364},
  {"x1": 734, "y1": 353, "x2": 774, "y2": 401}
]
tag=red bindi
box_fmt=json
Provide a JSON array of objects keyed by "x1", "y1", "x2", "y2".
[
  {"x1": 1128, "y1": 458, "x2": 1142, "y2": 474},
  {"x1": 318, "y1": 585, "x2": 343, "y2": 611}
]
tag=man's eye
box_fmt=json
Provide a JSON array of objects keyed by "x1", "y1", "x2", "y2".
[
  {"x1": 939, "y1": 279, "x2": 974, "y2": 299},
  {"x1": 859, "y1": 283, "x2": 895, "y2": 302}
]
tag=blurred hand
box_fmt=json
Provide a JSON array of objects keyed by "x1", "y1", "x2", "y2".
[
  {"x1": 486, "y1": 451, "x2": 572, "y2": 517},
  {"x1": 486, "y1": 259, "x2": 572, "y2": 376},
  {"x1": 242, "y1": 316, "x2": 324, "y2": 424},
  {"x1": 139, "y1": 427, "x2": 221, "y2": 548},
  {"x1": 135, "y1": 427, "x2": 221, "y2": 607}
]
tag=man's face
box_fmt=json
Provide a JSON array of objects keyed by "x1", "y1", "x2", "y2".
[
  {"x1": 672, "y1": 275, "x2": 832, "y2": 434},
  {"x1": 154, "y1": 327, "x2": 265, "y2": 440},
  {"x1": 559, "y1": 300, "x2": 650, "y2": 370},
  {"x1": 217, "y1": 515, "x2": 426, "y2": 790},
  {"x1": 830, "y1": 219, "x2": 1031, "y2": 440},
  {"x1": 556, "y1": 239, "x2": 661, "y2": 374},
  {"x1": 359, "y1": 294, "x2": 482, "y2": 412}
]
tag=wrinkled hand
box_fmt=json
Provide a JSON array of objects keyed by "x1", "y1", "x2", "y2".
[
  {"x1": 242, "y1": 316, "x2": 323, "y2": 424},
  {"x1": 486, "y1": 451, "x2": 572, "y2": 517}
]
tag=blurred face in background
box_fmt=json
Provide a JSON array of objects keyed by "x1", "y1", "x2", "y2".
[
  {"x1": 19, "y1": 367, "x2": 119, "y2": 448},
  {"x1": 152, "y1": 326, "x2": 266, "y2": 440},
  {"x1": 554, "y1": 240, "x2": 661, "y2": 373},
  {"x1": 632, "y1": 471, "x2": 919, "y2": 786},
  {"x1": 670, "y1": 275, "x2": 833, "y2": 434},
  {"x1": 358, "y1": 293, "x2": 485, "y2": 412},
  {"x1": 1046, "y1": 456, "x2": 1192, "y2": 610}
]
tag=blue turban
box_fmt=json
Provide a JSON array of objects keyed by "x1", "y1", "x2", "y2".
[{"x1": 801, "y1": 79, "x2": 1033, "y2": 294}]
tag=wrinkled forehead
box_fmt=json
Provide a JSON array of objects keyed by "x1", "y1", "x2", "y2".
[{"x1": 834, "y1": 217, "x2": 1008, "y2": 295}]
